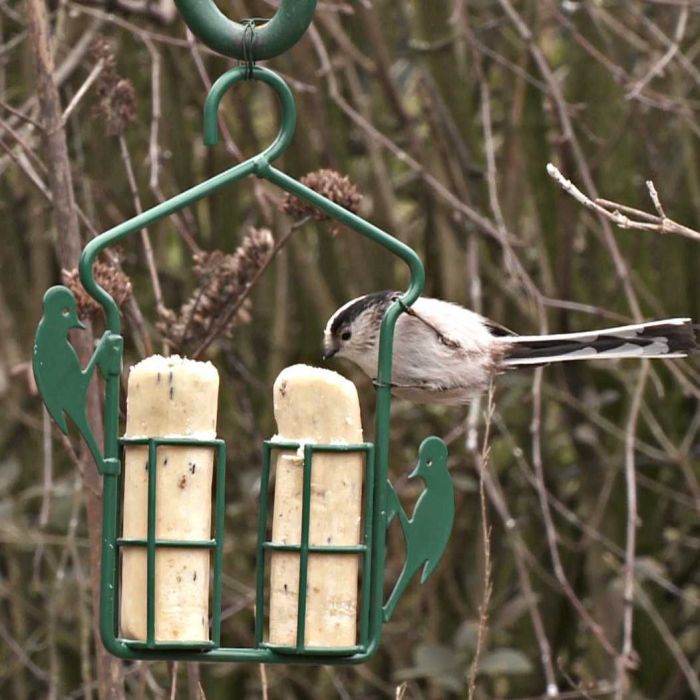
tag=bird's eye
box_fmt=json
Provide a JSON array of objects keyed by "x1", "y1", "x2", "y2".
[
  {"x1": 61, "y1": 307, "x2": 70, "y2": 317},
  {"x1": 341, "y1": 330, "x2": 351, "y2": 341}
]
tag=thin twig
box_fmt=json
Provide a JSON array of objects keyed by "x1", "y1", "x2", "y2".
[
  {"x1": 259, "y1": 664, "x2": 269, "y2": 700},
  {"x1": 143, "y1": 36, "x2": 160, "y2": 191},
  {"x1": 192, "y1": 217, "x2": 311, "y2": 358},
  {"x1": 626, "y1": 1, "x2": 689, "y2": 98},
  {"x1": 118, "y1": 134, "x2": 169, "y2": 354},
  {"x1": 0, "y1": 622, "x2": 50, "y2": 682},
  {"x1": 452, "y1": 414, "x2": 559, "y2": 693},
  {"x1": 531, "y1": 367, "x2": 618, "y2": 659},
  {"x1": 169, "y1": 662, "x2": 178, "y2": 700},
  {"x1": 635, "y1": 586, "x2": 700, "y2": 698},
  {"x1": 61, "y1": 58, "x2": 104, "y2": 124},
  {"x1": 467, "y1": 385, "x2": 495, "y2": 699},
  {"x1": 69, "y1": 2, "x2": 198, "y2": 51},
  {"x1": 122, "y1": 20, "x2": 198, "y2": 254},
  {"x1": 646, "y1": 180, "x2": 667, "y2": 219},
  {"x1": 0, "y1": 98, "x2": 42, "y2": 130},
  {"x1": 0, "y1": 113, "x2": 50, "y2": 183},
  {"x1": 39, "y1": 406, "x2": 53, "y2": 527},
  {"x1": 616, "y1": 362, "x2": 649, "y2": 697}
]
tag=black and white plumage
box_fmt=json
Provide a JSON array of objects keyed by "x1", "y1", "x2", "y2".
[{"x1": 322, "y1": 291, "x2": 697, "y2": 404}]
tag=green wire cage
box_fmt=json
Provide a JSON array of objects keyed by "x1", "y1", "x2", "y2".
[{"x1": 32, "y1": 0, "x2": 456, "y2": 665}]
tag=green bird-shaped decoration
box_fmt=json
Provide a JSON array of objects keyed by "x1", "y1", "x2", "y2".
[
  {"x1": 383, "y1": 436, "x2": 455, "y2": 621},
  {"x1": 33, "y1": 286, "x2": 107, "y2": 468}
]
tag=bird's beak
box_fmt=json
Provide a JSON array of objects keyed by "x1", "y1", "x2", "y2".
[
  {"x1": 322, "y1": 343, "x2": 338, "y2": 361},
  {"x1": 71, "y1": 313, "x2": 86, "y2": 330},
  {"x1": 322, "y1": 333, "x2": 338, "y2": 360}
]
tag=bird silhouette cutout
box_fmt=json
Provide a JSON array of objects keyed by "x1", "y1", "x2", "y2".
[
  {"x1": 383, "y1": 436, "x2": 455, "y2": 621},
  {"x1": 33, "y1": 286, "x2": 108, "y2": 468}
]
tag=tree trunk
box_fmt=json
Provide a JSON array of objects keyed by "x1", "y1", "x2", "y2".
[{"x1": 24, "y1": 1, "x2": 125, "y2": 697}]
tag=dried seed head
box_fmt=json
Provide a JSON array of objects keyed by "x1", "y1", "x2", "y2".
[
  {"x1": 90, "y1": 35, "x2": 137, "y2": 136},
  {"x1": 281, "y1": 169, "x2": 361, "y2": 232},
  {"x1": 89, "y1": 36, "x2": 117, "y2": 73},
  {"x1": 62, "y1": 263, "x2": 133, "y2": 323},
  {"x1": 158, "y1": 228, "x2": 275, "y2": 352}
]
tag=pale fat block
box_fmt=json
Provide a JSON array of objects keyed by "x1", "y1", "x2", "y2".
[
  {"x1": 121, "y1": 355, "x2": 219, "y2": 643},
  {"x1": 268, "y1": 364, "x2": 364, "y2": 648}
]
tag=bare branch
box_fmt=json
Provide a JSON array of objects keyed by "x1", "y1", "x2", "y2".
[
  {"x1": 548, "y1": 162, "x2": 700, "y2": 243},
  {"x1": 626, "y1": 1, "x2": 688, "y2": 98}
]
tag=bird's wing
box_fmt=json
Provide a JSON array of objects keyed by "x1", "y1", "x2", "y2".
[
  {"x1": 400, "y1": 303, "x2": 462, "y2": 349},
  {"x1": 483, "y1": 318, "x2": 517, "y2": 337},
  {"x1": 32, "y1": 354, "x2": 69, "y2": 433},
  {"x1": 391, "y1": 299, "x2": 500, "y2": 401}
]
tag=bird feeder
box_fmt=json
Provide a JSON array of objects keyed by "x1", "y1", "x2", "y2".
[{"x1": 32, "y1": 0, "x2": 456, "y2": 665}]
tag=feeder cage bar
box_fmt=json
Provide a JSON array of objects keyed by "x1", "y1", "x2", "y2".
[
  {"x1": 117, "y1": 436, "x2": 227, "y2": 650},
  {"x1": 256, "y1": 441, "x2": 375, "y2": 655}
]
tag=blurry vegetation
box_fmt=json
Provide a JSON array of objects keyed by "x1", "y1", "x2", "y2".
[{"x1": 1, "y1": 1, "x2": 699, "y2": 699}]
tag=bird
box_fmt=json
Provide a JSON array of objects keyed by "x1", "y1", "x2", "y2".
[
  {"x1": 322, "y1": 290, "x2": 698, "y2": 404},
  {"x1": 383, "y1": 436, "x2": 454, "y2": 621},
  {"x1": 33, "y1": 286, "x2": 104, "y2": 466}
]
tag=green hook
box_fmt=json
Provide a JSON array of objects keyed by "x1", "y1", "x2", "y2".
[
  {"x1": 175, "y1": 0, "x2": 317, "y2": 60},
  {"x1": 203, "y1": 67, "x2": 296, "y2": 158}
]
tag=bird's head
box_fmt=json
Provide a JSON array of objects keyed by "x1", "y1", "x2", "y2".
[
  {"x1": 322, "y1": 291, "x2": 397, "y2": 366},
  {"x1": 409, "y1": 456, "x2": 430, "y2": 481},
  {"x1": 409, "y1": 438, "x2": 448, "y2": 481},
  {"x1": 42, "y1": 286, "x2": 86, "y2": 331}
]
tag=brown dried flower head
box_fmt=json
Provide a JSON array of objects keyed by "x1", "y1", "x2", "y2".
[
  {"x1": 62, "y1": 263, "x2": 133, "y2": 323},
  {"x1": 158, "y1": 227, "x2": 275, "y2": 352},
  {"x1": 90, "y1": 36, "x2": 137, "y2": 136},
  {"x1": 281, "y1": 169, "x2": 361, "y2": 232},
  {"x1": 89, "y1": 36, "x2": 117, "y2": 73}
]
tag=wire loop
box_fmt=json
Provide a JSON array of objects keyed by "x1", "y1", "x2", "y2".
[{"x1": 241, "y1": 19, "x2": 258, "y2": 80}]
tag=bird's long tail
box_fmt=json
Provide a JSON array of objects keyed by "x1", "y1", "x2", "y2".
[{"x1": 501, "y1": 318, "x2": 697, "y2": 367}]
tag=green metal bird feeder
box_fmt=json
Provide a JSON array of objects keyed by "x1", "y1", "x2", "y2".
[{"x1": 32, "y1": 1, "x2": 456, "y2": 665}]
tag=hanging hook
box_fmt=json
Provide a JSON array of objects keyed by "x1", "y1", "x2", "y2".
[
  {"x1": 175, "y1": 0, "x2": 317, "y2": 60},
  {"x1": 203, "y1": 66, "x2": 296, "y2": 159}
]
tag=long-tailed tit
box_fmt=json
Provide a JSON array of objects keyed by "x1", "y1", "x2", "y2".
[{"x1": 322, "y1": 291, "x2": 697, "y2": 404}]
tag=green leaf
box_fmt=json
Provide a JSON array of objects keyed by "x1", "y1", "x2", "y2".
[
  {"x1": 479, "y1": 648, "x2": 533, "y2": 676},
  {"x1": 395, "y1": 643, "x2": 464, "y2": 692},
  {"x1": 454, "y1": 620, "x2": 479, "y2": 651}
]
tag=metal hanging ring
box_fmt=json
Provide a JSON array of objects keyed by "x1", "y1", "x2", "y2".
[{"x1": 175, "y1": 0, "x2": 317, "y2": 60}]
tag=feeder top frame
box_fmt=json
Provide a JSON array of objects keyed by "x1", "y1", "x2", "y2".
[{"x1": 79, "y1": 66, "x2": 426, "y2": 340}]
